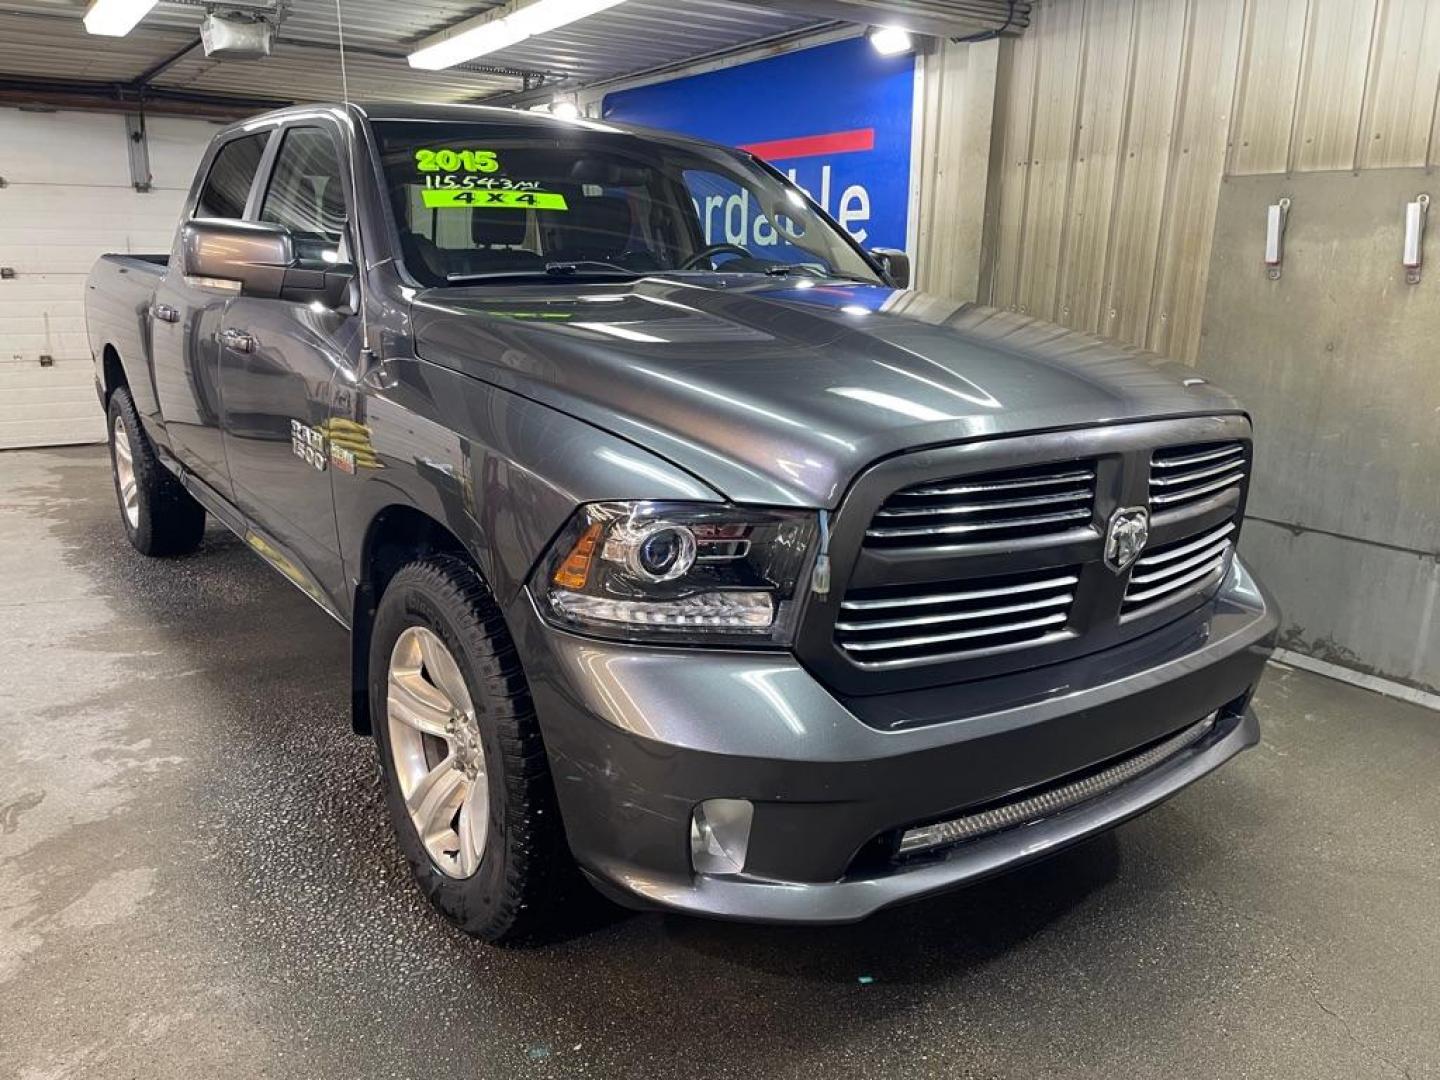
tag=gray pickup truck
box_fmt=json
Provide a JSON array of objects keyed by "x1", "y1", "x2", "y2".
[{"x1": 85, "y1": 102, "x2": 1278, "y2": 941}]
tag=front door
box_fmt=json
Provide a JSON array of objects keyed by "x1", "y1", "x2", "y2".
[
  {"x1": 150, "y1": 130, "x2": 272, "y2": 499},
  {"x1": 218, "y1": 123, "x2": 358, "y2": 611}
]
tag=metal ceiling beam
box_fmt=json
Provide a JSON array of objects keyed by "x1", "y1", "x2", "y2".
[
  {"x1": 476, "y1": 20, "x2": 848, "y2": 108},
  {"x1": 130, "y1": 37, "x2": 203, "y2": 87},
  {"x1": 0, "y1": 76, "x2": 286, "y2": 118},
  {"x1": 753, "y1": 0, "x2": 1029, "y2": 38},
  {"x1": 271, "y1": 34, "x2": 558, "y2": 82}
]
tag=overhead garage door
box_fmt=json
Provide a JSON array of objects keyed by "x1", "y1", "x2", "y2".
[{"x1": 0, "y1": 108, "x2": 215, "y2": 449}]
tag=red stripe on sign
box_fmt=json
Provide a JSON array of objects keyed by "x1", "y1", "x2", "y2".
[{"x1": 739, "y1": 127, "x2": 875, "y2": 160}]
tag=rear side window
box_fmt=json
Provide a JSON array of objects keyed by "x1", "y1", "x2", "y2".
[
  {"x1": 260, "y1": 127, "x2": 347, "y2": 247},
  {"x1": 195, "y1": 132, "x2": 270, "y2": 220}
]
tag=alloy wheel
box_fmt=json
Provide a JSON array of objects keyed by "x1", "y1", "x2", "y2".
[
  {"x1": 386, "y1": 626, "x2": 489, "y2": 878},
  {"x1": 112, "y1": 413, "x2": 139, "y2": 529}
]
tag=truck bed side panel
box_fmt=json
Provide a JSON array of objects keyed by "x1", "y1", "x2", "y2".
[{"x1": 85, "y1": 254, "x2": 168, "y2": 447}]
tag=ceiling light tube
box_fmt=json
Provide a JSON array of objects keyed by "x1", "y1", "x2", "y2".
[
  {"x1": 409, "y1": 0, "x2": 631, "y2": 71},
  {"x1": 83, "y1": 0, "x2": 159, "y2": 36}
]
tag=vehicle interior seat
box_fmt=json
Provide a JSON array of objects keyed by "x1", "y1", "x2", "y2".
[
  {"x1": 541, "y1": 194, "x2": 656, "y2": 268},
  {"x1": 466, "y1": 206, "x2": 543, "y2": 271},
  {"x1": 398, "y1": 230, "x2": 449, "y2": 284}
]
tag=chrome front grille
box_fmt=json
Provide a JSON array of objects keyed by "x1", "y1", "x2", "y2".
[
  {"x1": 835, "y1": 567, "x2": 1079, "y2": 667},
  {"x1": 1122, "y1": 520, "x2": 1235, "y2": 619},
  {"x1": 864, "y1": 460, "x2": 1096, "y2": 549},
  {"x1": 1149, "y1": 441, "x2": 1246, "y2": 510},
  {"x1": 811, "y1": 417, "x2": 1253, "y2": 701}
]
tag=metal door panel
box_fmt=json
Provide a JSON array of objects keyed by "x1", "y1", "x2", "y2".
[
  {"x1": 218, "y1": 299, "x2": 357, "y2": 608},
  {"x1": 149, "y1": 275, "x2": 235, "y2": 497}
]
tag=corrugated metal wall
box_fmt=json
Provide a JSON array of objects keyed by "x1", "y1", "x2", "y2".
[{"x1": 974, "y1": 0, "x2": 1440, "y2": 360}]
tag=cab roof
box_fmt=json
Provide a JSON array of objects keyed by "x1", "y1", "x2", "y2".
[{"x1": 234, "y1": 101, "x2": 730, "y2": 157}]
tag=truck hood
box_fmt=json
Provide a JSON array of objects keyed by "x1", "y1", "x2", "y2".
[{"x1": 410, "y1": 276, "x2": 1241, "y2": 507}]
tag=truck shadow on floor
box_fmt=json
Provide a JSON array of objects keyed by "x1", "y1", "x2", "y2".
[{"x1": 656, "y1": 832, "x2": 1121, "y2": 985}]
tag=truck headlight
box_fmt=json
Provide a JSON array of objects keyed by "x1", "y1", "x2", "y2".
[{"x1": 532, "y1": 502, "x2": 817, "y2": 645}]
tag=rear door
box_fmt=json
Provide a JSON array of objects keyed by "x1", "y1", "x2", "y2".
[
  {"x1": 217, "y1": 121, "x2": 358, "y2": 611},
  {"x1": 151, "y1": 130, "x2": 272, "y2": 498}
]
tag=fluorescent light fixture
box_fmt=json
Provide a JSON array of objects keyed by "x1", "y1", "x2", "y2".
[
  {"x1": 551, "y1": 98, "x2": 581, "y2": 121},
  {"x1": 83, "y1": 0, "x2": 158, "y2": 36},
  {"x1": 868, "y1": 25, "x2": 913, "y2": 56},
  {"x1": 409, "y1": 0, "x2": 630, "y2": 71}
]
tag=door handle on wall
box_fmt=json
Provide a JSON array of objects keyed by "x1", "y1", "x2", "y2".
[
  {"x1": 1403, "y1": 193, "x2": 1428, "y2": 284},
  {"x1": 218, "y1": 328, "x2": 256, "y2": 353},
  {"x1": 1264, "y1": 197, "x2": 1290, "y2": 280},
  {"x1": 152, "y1": 303, "x2": 179, "y2": 323}
]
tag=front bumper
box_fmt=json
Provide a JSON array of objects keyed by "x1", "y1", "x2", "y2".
[{"x1": 512, "y1": 557, "x2": 1279, "y2": 924}]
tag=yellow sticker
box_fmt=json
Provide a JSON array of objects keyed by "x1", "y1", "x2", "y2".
[{"x1": 422, "y1": 189, "x2": 568, "y2": 210}]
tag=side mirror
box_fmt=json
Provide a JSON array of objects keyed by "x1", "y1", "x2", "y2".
[
  {"x1": 870, "y1": 247, "x2": 911, "y2": 289},
  {"x1": 182, "y1": 219, "x2": 355, "y2": 308},
  {"x1": 182, "y1": 219, "x2": 294, "y2": 298}
]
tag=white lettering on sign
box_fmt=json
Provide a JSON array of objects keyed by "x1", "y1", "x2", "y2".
[
  {"x1": 704, "y1": 195, "x2": 725, "y2": 242},
  {"x1": 725, "y1": 191, "x2": 750, "y2": 246},
  {"x1": 691, "y1": 164, "x2": 874, "y2": 247},
  {"x1": 786, "y1": 166, "x2": 871, "y2": 242},
  {"x1": 838, "y1": 184, "x2": 871, "y2": 242}
]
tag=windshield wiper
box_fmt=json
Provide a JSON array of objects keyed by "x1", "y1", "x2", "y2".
[
  {"x1": 446, "y1": 261, "x2": 642, "y2": 285},
  {"x1": 759, "y1": 266, "x2": 876, "y2": 284}
]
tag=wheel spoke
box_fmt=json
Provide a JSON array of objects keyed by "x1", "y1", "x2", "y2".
[
  {"x1": 418, "y1": 631, "x2": 469, "y2": 711},
  {"x1": 114, "y1": 438, "x2": 132, "y2": 466},
  {"x1": 407, "y1": 757, "x2": 465, "y2": 842},
  {"x1": 456, "y1": 779, "x2": 486, "y2": 877},
  {"x1": 121, "y1": 479, "x2": 137, "y2": 505},
  {"x1": 387, "y1": 624, "x2": 491, "y2": 880},
  {"x1": 387, "y1": 673, "x2": 452, "y2": 737}
]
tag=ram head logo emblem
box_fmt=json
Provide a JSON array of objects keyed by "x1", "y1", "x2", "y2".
[{"x1": 1104, "y1": 507, "x2": 1150, "y2": 573}]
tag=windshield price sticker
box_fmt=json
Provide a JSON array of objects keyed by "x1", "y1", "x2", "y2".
[
  {"x1": 418, "y1": 170, "x2": 567, "y2": 210},
  {"x1": 415, "y1": 148, "x2": 500, "y2": 173},
  {"x1": 424, "y1": 174, "x2": 543, "y2": 191},
  {"x1": 422, "y1": 189, "x2": 569, "y2": 210}
]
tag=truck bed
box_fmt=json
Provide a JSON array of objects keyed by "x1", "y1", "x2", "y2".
[
  {"x1": 108, "y1": 253, "x2": 169, "y2": 268},
  {"x1": 84, "y1": 253, "x2": 170, "y2": 416}
]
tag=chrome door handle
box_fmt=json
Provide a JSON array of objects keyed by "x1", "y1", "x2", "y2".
[
  {"x1": 219, "y1": 328, "x2": 256, "y2": 353},
  {"x1": 152, "y1": 303, "x2": 179, "y2": 323}
]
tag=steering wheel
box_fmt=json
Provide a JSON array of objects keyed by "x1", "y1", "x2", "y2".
[{"x1": 679, "y1": 243, "x2": 753, "y2": 271}]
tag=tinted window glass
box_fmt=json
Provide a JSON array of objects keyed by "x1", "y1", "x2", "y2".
[
  {"x1": 371, "y1": 120, "x2": 881, "y2": 287},
  {"x1": 683, "y1": 169, "x2": 815, "y2": 267},
  {"x1": 195, "y1": 132, "x2": 270, "y2": 220},
  {"x1": 260, "y1": 127, "x2": 347, "y2": 248}
]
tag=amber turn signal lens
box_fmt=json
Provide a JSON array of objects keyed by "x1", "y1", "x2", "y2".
[{"x1": 552, "y1": 521, "x2": 603, "y2": 589}]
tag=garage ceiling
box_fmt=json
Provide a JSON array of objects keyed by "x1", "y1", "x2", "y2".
[{"x1": 0, "y1": 0, "x2": 1027, "y2": 115}]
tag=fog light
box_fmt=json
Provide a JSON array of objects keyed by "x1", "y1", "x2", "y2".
[{"x1": 689, "y1": 799, "x2": 754, "y2": 876}]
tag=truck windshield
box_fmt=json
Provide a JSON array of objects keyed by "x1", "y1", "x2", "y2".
[{"x1": 371, "y1": 119, "x2": 883, "y2": 288}]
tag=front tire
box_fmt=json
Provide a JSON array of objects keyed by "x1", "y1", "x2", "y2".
[
  {"x1": 369, "y1": 555, "x2": 571, "y2": 943},
  {"x1": 107, "y1": 386, "x2": 205, "y2": 557}
]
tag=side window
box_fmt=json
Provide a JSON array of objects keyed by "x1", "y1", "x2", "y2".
[
  {"x1": 195, "y1": 132, "x2": 270, "y2": 219},
  {"x1": 259, "y1": 127, "x2": 348, "y2": 252},
  {"x1": 681, "y1": 169, "x2": 812, "y2": 265}
]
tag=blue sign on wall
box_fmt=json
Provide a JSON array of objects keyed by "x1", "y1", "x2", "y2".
[{"x1": 601, "y1": 37, "x2": 916, "y2": 251}]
